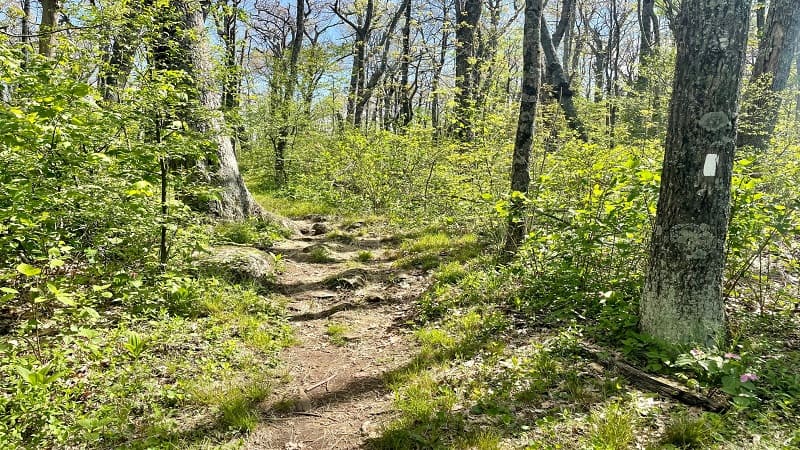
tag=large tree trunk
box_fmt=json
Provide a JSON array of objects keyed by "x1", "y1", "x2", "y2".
[
  {"x1": 398, "y1": 0, "x2": 413, "y2": 128},
  {"x1": 38, "y1": 0, "x2": 61, "y2": 58},
  {"x1": 178, "y1": 0, "x2": 261, "y2": 220},
  {"x1": 453, "y1": 0, "x2": 482, "y2": 141},
  {"x1": 504, "y1": 0, "x2": 543, "y2": 255},
  {"x1": 737, "y1": 0, "x2": 800, "y2": 150},
  {"x1": 641, "y1": 0, "x2": 751, "y2": 345},
  {"x1": 21, "y1": 0, "x2": 31, "y2": 58}
]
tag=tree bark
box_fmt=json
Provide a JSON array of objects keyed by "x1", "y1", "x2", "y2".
[
  {"x1": 641, "y1": 0, "x2": 751, "y2": 345},
  {"x1": 755, "y1": 0, "x2": 766, "y2": 34},
  {"x1": 504, "y1": 0, "x2": 543, "y2": 255},
  {"x1": 453, "y1": 0, "x2": 482, "y2": 141},
  {"x1": 177, "y1": 0, "x2": 262, "y2": 220},
  {"x1": 737, "y1": 0, "x2": 800, "y2": 150},
  {"x1": 38, "y1": 0, "x2": 61, "y2": 58},
  {"x1": 21, "y1": 0, "x2": 31, "y2": 58},
  {"x1": 398, "y1": 0, "x2": 414, "y2": 128}
]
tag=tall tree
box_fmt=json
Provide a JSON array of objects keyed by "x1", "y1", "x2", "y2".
[
  {"x1": 100, "y1": 1, "x2": 142, "y2": 101},
  {"x1": 173, "y1": 0, "x2": 264, "y2": 219},
  {"x1": 737, "y1": 0, "x2": 800, "y2": 150},
  {"x1": 641, "y1": 0, "x2": 751, "y2": 345},
  {"x1": 21, "y1": 0, "x2": 31, "y2": 58},
  {"x1": 430, "y1": 0, "x2": 451, "y2": 137},
  {"x1": 38, "y1": 0, "x2": 61, "y2": 57},
  {"x1": 398, "y1": 0, "x2": 414, "y2": 128},
  {"x1": 541, "y1": 17, "x2": 588, "y2": 141},
  {"x1": 453, "y1": 0, "x2": 482, "y2": 141},
  {"x1": 214, "y1": 0, "x2": 245, "y2": 111},
  {"x1": 504, "y1": 0, "x2": 543, "y2": 255},
  {"x1": 272, "y1": 0, "x2": 306, "y2": 186},
  {"x1": 635, "y1": 0, "x2": 659, "y2": 91},
  {"x1": 349, "y1": 0, "x2": 407, "y2": 127},
  {"x1": 333, "y1": 0, "x2": 374, "y2": 126}
]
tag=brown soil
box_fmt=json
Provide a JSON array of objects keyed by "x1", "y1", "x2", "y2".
[{"x1": 244, "y1": 219, "x2": 428, "y2": 450}]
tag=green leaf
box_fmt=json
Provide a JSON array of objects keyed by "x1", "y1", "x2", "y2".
[
  {"x1": 48, "y1": 283, "x2": 76, "y2": 306},
  {"x1": 16, "y1": 263, "x2": 41, "y2": 277}
]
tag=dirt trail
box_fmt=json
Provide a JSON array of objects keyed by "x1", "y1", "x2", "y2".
[{"x1": 244, "y1": 218, "x2": 428, "y2": 450}]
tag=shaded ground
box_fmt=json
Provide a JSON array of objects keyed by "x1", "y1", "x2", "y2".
[{"x1": 243, "y1": 218, "x2": 429, "y2": 450}]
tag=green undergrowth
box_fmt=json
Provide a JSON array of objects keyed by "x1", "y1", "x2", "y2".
[
  {"x1": 252, "y1": 191, "x2": 336, "y2": 219},
  {"x1": 212, "y1": 218, "x2": 288, "y2": 249},
  {"x1": 371, "y1": 237, "x2": 800, "y2": 448},
  {"x1": 394, "y1": 228, "x2": 487, "y2": 271},
  {"x1": 0, "y1": 278, "x2": 292, "y2": 449}
]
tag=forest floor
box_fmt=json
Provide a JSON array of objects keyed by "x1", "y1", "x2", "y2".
[
  {"x1": 195, "y1": 207, "x2": 799, "y2": 450},
  {"x1": 241, "y1": 217, "x2": 429, "y2": 449}
]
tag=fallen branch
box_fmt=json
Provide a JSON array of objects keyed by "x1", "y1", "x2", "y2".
[
  {"x1": 304, "y1": 374, "x2": 336, "y2": 393},
  {"x1": 580, "y1": 343, "x2": 729, "y2": 412}
]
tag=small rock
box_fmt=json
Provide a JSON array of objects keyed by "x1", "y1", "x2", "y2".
[
  {"x1": 345, "y1": 221, "x2": 365, "y2": 231},
  {"x1": 311, "y1": 222, "x2": 329, "y2": 235},
  {"x1": 323, "y1": 268, "x2": 368, "y2": 290},
  {"x1": 360, "y1": 420, "x2": 380, "y2": 437},
  {"x1": 364, "y1": 291, "x2": 386, "y2": 303},
  {"x1": 302, "y1": 243, "x2": 331, "y2": 254}
]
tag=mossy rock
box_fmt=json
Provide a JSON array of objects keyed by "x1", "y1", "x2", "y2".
[
  {"x1": 195, "y1": 245, "x2": 275, "y2": 285},
  {"x1": 323, "y1": 268, "x2": 368, "y2": 290}
]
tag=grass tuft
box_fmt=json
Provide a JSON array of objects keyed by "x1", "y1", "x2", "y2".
[
  {"x1": 660, "y1": 411, "x2": 715, "y2": 449},
  {"x1": 356, "y1": 250, "x2": 374, "y2": 262},
  {"x1": 325, "y1": 322, "x2": 349, "y2": 346},
  {"x1": 308, "y1": 246, "x2": 336, "y2": 263},
  {"x1": 586, "y1": 400, "x2": 637, "y2": 449}
]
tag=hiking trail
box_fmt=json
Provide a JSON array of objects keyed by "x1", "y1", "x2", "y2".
[{"x1": 244, "y1": 217, "x2": 429, "y2": 449}]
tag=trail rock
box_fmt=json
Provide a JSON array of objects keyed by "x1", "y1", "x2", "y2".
[
  {"x1": 194, "y1": 245, "x2": 274, "y2": 285},
  {"x1": 323, "y1": 268, "x2": 368, "y2": 290},
  {"x1": 310, "y1": 222, "x2": 329, "y2": 235}
]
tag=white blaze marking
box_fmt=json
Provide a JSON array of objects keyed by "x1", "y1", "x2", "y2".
[{"x1": 703, "y1": 154, "x2": 718, "y2": 177}]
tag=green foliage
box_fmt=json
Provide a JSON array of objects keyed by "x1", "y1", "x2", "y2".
[
  {"x1": 241, "y1": 124, "x2": 512, "y2": 231},
  {"x1": 660, "y1": 410, "x2": 717, "y2": 449},
  {"x1": 213, "y1": 219, "x2": 285, "y2": 248},
  {"x1": 308, "y1": 245, "x2": 336, "y2": 263},
  {"x1": 585, "y1": 401, "x2": 637, "y2": 449},
  {"x1": 356, "y1": 250, "x2": 374, "y2": 262},
  {"x1": 123, "y1": 332, "x2": 148, "y2": 359},
  {"x1": 0, "y1": 38, "x2": 295, "y2": 448},
  {"x1": 325, "y1": 322, "x2": 349, "y2": 346}
]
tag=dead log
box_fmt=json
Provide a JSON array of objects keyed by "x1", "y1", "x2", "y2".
[{"x1": 580, "y1": 343, "x2": 729, "y2": 412}]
